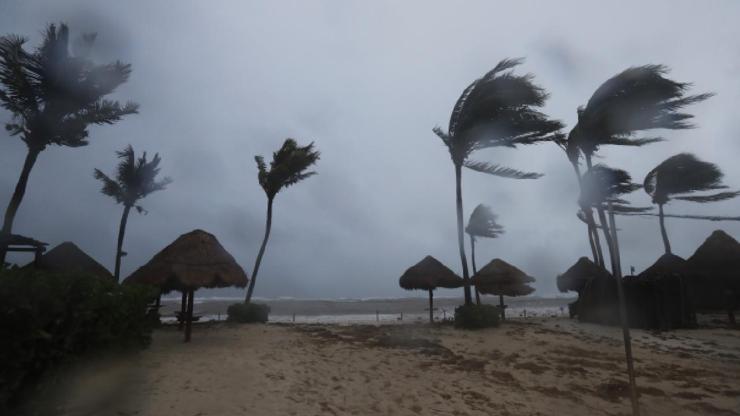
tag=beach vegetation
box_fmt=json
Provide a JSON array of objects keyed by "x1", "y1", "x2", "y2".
[
  {"x1": 227, "y1": 302, "x2": 270, "y2": 323},
  {"x1": 454, "y1": 303, "x2": 500, "y2": 329},
  {"x1": 0, "y1": 23, "x2": 138, "y2": 265},
  {"x1": 0, "y1": 268, "x2": 155, "y2": 410}
]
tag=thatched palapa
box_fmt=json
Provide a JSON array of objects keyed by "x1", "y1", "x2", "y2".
[
  {"x1": 125, "y1": 229, "x2": 248, "y2": 293},
  {"x1": 471, "y1": 258, "x2": 535, "y2": 319},
  {"x1": 685, "y1": 230, "x2": 740, "y2": 312},
  {"x1": 399, "y1": 255, "x2": 463, "y2": 322},
  {"x1": 24, "y1": 241, "x2": 113, "y2": 279},
  {"x1": 557, "y1": 257, "x2": 611, "y2": 294},
  {"x1": 125, "y1": 229, "x2": 248, "y2": 342}
]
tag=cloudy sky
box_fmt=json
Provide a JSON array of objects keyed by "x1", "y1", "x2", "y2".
[{"x1": 1, "y1": 0, "x2": 739, "y2": 299}]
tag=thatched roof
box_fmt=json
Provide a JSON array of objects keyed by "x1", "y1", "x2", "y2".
[
  {"x1": 399, "y1": 256, "x2": 463, "y2": 291},
  {"x1": 124, "y1": 229, "x2": 248, "y2": 292},
  {"x1": 0, "y1": 233, "x2": 47, "y2": 248},
  {"x1": 686, "y1": 230, "x2": 740, "y2": 274},
  {"x1": 472, "y1": 258, "x2": 535, "y2": 297},
  {"x1": 24, "y1": 242, "x2": 112, "y2": 279},
  {"x1": 556, "y1": 257, "x2": 611, "y2": 293},
  {"x1": 638, "y1": 253, "x2": 686, "y2": 278}
]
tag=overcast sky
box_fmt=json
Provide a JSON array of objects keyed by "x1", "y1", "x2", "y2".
[{"x1": 1, "y1": 0, "x2": 739, "y2": 299}]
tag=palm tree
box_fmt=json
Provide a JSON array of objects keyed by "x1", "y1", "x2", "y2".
[
  {"x1": 0, "y1": 23, "x2": 137, "y2": 264},
  {"x1": 580, "y1": 165, "x2": 643, "y2": 272},
  {"x1": 644, "y1": 153, "x2": 739, "y2": 254},
  {"x1": 554, "y1": 133, "x2": 604, "y2": 266},
  {"x1": 94, "y1": 145, "x2": 171, "y2": 281},
  {"x1": 570, "y1": 65, "x2": 712, "y2": 266},
  {"x1": 434, "y1": 58, "x2": 562, "y2": 305},
  {"x1": 244, "y1": 139, "x2": 320, "y2": 303},
  {"x1": 465, "y1": 204, "x2": 504, "y2": 304}
]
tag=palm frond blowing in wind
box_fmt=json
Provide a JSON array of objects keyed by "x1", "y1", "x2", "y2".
[
  {"x1": 94, "y1": 145, "x2": 172, "y2": 281},
  {"x1": 644, "y1": 153, "x2": 739, "y2": 254},
  {"x1": 434, "y1": 57, "x2": 562, "y2": 305},
  {"x1": 568, "y1": 64, "x2": 713, "y2": 267}
]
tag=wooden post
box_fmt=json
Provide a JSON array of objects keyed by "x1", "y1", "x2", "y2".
[
  {"x1": 499, "y1": 295, "x2": 505, "y2": 320},
  {"x1": 608, "y1": 202, "x2": 640, "y2": 416},
  {"x1": 178, "y1": 291, "x2": 187, "y2": 331},
  {"x1": 185, "y1": 289, "x2": 194, "y2": 342},
  {"x1": 428, "y1": 289, "x2": 434, "y2": 323}
]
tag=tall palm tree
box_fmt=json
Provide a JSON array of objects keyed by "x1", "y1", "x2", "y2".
[
  {"x1": 570, "y1": 64, "x2": 712, "y2": 266},
  {"x1": 244, "y1": 139, "x2": 320, "y2": 303},
  {"x1": 94, "y1": 145, "x2": 171, "y2": 281},
  {"x1": 434, "y1": 58, "x2": 562, "y2": 305},
  {"x1": 554, "y1": 133, "x2": 604, "y2": 266},
  {"x1": 644, "y1": 153, "x2": 739, "y2": 254},
  {"x1": 465, "y1": 204, "x2": 504, "y2": 304},
  {"x1": 580, "y1": 165, "x2": 643, "y2": 273},
  {"x1": 0, "y1": 23, "x2": 138, "y2": 264}
]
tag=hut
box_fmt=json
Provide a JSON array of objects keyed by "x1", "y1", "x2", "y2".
[
  {"x1": 23, "y1": 241, "x2": 113, "y2": 279},
  {"x1": 559, "y1": 255, "x2": 695, "y2": 329},
  {"x1": 0, "y1": 233, "x2": 47, "y2": 266},
  {"x1": 399, "y1": 256, "x2": 463, "y2": 323},
  {"x1": 471, "y1": 259, "x2": 535, "y2": 320},
  {"x1": 556, "y1": 257, "x2": 611, "y2": 318},
  {"x1": 124, "y1": 229, "x2": 248, "y2": 342},
  {"x1": 685, "y1": 230, "x2": 740, "y2": 319}
]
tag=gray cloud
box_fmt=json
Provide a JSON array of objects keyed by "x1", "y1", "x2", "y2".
[{"x1": 1, "y1": 0, "x2": 739, "y2": 299}]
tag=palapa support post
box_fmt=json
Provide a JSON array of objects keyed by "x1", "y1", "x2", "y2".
[
  {"x1": 185, "y1": 288, "x2": 194, "y2": 343},
  {"x1": 428, "y1": 289, "x2": 434, "y2": 323},
  {"x1": 179, "y1": 291, "x2": 187, "y2": 331},
  {"x1": 499, "y1": 295, "x2": 505, "y2": 320},
  {"x1": 608, "y1": 202, "x2": 640, "y2": 416}
]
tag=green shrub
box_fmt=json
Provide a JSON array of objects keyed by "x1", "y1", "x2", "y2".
[
  {"x1": 0, "y1": 269, "x2": 156, "y2": 409},
  {"x1": 454, "y1": 304, "x2": 501, "y2": 329},
  {"x1": 227, "y1": 302, "x2": 270, "y2": 323}
]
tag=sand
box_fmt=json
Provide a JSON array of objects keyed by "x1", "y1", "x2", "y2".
[{"x1": 28, "y1": 317, "x2": 740, "y2": 416}]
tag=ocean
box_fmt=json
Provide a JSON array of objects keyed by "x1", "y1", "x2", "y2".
[{"x1": 158, "y1": 296, "x2": 575, "y2": 324}]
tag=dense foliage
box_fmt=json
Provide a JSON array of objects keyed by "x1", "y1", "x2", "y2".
[
  {"x1": 454, "y1": 304, "x2": 501, "y2": 329},
  {"x1": 0, "y1": 269, "x2": 156, "y2": 409},
  {"x1": 227, "y1": 302, "x2": 270, "y2": 323}
]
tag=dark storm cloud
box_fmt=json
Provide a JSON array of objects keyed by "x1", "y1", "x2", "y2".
[{"x1": 1, "y1": 0, "x2": 739, "y2": 299}]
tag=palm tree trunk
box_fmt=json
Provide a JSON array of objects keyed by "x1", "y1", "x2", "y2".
[
  {"x1": 570, "y1": 159, "x2": 604, "y2": 267},
  {"x1": 114, "y1": 204, "x2": 132, "y2": 282},
  {"x1": 470, "y1": 235, "x2": 481, "y2": 305},
  {"x1": 245, "y1": 197, "x2": 274, "y2": 303},
  {"x1": 596, "y1": 207, "x2": 617, "y2": 268},
  {"x1": 428, "y1": 289, "x2": 434, "y2": 323},
  {"x1": 178, "y1": 291, "x2": 187, "y2": 331},
  {"x1": 0, "y1": 148, "x2": 41, "y2": 265},
  {"x1": 658, "y1": 203, "x2": 672, "y2": 254},
  {"x1": 454, "y1": 164, "x2": 473, "y2": 305},
  {"x1": 585, "y1": 154, "x2": 616, "y2": 269},
  {"x1": 184, "y1": 289, "x2": 194, "y2": 343}
]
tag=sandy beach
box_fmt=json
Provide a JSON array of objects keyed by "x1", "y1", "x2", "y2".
[{"x1": 28, "y1": 316, "x2": 740, "y2": 416}]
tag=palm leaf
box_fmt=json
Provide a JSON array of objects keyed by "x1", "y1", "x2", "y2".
[{"x1": 464, "y1": 160, "x2": 542, "y2": 179}]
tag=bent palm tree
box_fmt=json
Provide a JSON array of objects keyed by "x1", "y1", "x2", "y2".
[
  {"x1": 244, "y1": 139, "x2": 320, "y2": 303},
  {"x1": 0, "y1": 23, "x2": 138, "y2": 264},
  {"x1": 434, "y1": 58, "x2": 562, "y2": 305},
  {"x1": 554, "y1": 133, "x2": 604, "y2": 266},
  {"x1": 580, "y1": 165, "x2": 643, "y2": 273},
  {"x1": 94, "y1": 145, "x2": 171, "y2": 281},
  {"x1": 465, "y1": 204, "x2": 504, "y2": 304},
  {"x1": 644, "y1": 153, "x2": 739, "y2": 254},
  {"x1": 570, "y1": 64, "x2": 712, "y2": 266}
]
